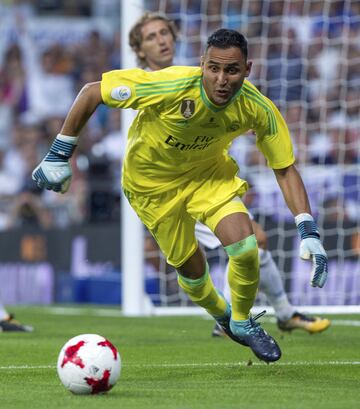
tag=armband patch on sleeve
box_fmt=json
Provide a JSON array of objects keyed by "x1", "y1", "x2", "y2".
[{"x1": 111, "y1": 86, "x2": 131, "y2": 101}]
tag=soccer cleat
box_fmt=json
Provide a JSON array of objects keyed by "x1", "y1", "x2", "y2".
[
  {"x1": 212, "y1": 322, "x2": 226, "y2": 338},
  {"x1": 212, "y1": 301, "x2": 248, "y2": 347},
  {"x1": 0, "y1": 314, "x2": 34, "y2": 332},
  {"x1": 230, "y1": 311, "x2": 281, "y2": 363},
  {"x1": 277, "y1": 312, "x2": 331, "y2": 334}
]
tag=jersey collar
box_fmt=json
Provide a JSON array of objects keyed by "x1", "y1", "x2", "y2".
[{"x1": 200, "y1": 79, "x2": 242, "y2": 112}]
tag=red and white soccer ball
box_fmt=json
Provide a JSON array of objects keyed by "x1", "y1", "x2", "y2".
[{"x1": 57, "y1": 334, "x2": 121, "y2": 395}]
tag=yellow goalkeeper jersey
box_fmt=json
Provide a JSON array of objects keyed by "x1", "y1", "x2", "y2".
[{"x1": 101, "y1": 66, "x2": 295, "y2": 194}]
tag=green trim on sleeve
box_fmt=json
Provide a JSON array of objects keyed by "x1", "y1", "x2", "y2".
[
  {"x1": 135, "y1": 76, "x2": 201, "y2": 96},
  {"x1": 135, "y1": 75, "x2": 201, "y2": 89},
  {"x1": 241, "y1": 84, "x2": 278, "y2": 134}
]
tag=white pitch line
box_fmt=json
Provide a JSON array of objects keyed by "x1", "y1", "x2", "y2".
[
  {"x1": 44, "y1": 307, "x2": 121, "y2": 317},
  {"x1": 45, "y1": 307, "x2": 360, "y2": 327},
  {"x1": 128, "y1": 361, "x2": 360, "y2": 368},
  {"x1": 0, "y1": 365, "x2": 56, "y2": 370},
  {"x1": 330, "y1": 320, "x2": 360, "y2": 327},
  {"x1": 264, "y1": 317, "x2": 360, "y2": 327},
  {"x1": 1, "y1": 361, "x2": 360, "y2": 371}
]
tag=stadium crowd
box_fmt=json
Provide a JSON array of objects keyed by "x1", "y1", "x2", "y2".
[{"x1": 0, "y1": 0, "x2": 359, "y2": 231}]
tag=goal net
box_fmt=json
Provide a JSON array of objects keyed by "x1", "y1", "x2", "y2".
[{"x1": 121, "y1": 0, "x2": 360, "y2": 315}]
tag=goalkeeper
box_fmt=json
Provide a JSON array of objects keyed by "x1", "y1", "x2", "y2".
[
  {"x1": 32, "y1": 28, "x2": 329, "y2": 363},
  {"x1": 129, "y1": 12, "x2": 330, "y2": 335}
]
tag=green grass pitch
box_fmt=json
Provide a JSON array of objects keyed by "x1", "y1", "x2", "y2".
[{"x1": 0, "y1": 306, "x2": 359, "y2": 409}]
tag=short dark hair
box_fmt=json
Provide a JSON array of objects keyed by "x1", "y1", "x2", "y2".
[{"x1": 206, "y1": 29, "x2": 248, "y2": 60}]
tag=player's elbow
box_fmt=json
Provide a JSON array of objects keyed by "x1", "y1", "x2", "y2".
[
  {"x1": 273, "y1": 164, "x2": 299, "y2": 181},
  {"x1": 78, "y1": 81, "x2": 103, "y2": 107},
  {"x1": 252, "y1": 220, "x2": 268, "y2": 250},
  {"x1": 274, "y1": 163, "x2": 293, "y2": 175}
]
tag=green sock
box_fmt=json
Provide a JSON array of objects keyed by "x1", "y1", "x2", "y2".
[
  {"x1": 177, "y1": 263, "x2": 227, "y2": 317},
  {"x1": 225, "y1": 235, "x2": 259, "y2": 321}
]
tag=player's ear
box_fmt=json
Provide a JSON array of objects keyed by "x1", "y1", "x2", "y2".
[
  {"x1": 137, "y1": 49, "x2": 145, "y2": 59},
  {"x1": 200, "y1": 55, "x2": 205, "y2": 69},
  {"x1": 245, "y1": 60, "x2": 252, "y2": 77}
]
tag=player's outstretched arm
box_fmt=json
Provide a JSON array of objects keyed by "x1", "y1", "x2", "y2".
[
  {"x1": 274, "y1": 164, "x2": 328, "y2": 288},
  {"x1": 32, "y1": 82, "x2": 103, "y2": 194}
]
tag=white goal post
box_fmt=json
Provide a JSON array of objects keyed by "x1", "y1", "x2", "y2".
[
  {"x1": 121, "y1": 0, "x2": 208, "y2": 316},
  {"x1": 121, "y1": 0, "x2": 360, "y2": 316},
  {"x1": 120, "y1": 0, "x2": 151, "y2": 316}
]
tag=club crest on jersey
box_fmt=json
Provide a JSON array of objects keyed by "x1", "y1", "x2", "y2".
[
  {"x1": 111, "y1": 85, "x2": 131, "y2": 101},
  {"x1": 180, "y1": 99, "x2": 195, "y2": 119},
  {"x1": 200, "y1": 117, "x2": 219, "y2": 128},
  {"x1": 226, "y1": 121, "x2": 241, "y2": 132}
]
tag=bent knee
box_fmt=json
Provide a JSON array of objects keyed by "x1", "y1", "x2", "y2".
[
  {"x1": 251, "y1": 220, "x2": 267, "y2": 249},
  {"x1": 224, "y1": 234, "x2": 258, "y2": 258}
]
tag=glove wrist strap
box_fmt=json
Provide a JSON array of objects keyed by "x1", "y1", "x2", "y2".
[
  {"x1": 295, "y1": 213, "x2": 320, "y2": 240},
  {"x1": 47, "y1": 134, "x2": 78, "y2": 162},
  {"x1": 295, "y1": 213, "x2": 313, "y2": 225}
]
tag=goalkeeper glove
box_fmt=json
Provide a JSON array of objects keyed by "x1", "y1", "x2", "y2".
[
  {"x1": 32, "y1": 134, "x2": 77, "y2": 194},
  {"x1": 295, "y1": 213, "x2": 328, "y2": 288}
]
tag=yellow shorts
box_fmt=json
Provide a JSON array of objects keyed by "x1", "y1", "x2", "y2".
[{"x1": 124, "y1": 175, "x2": 249, "y2": 268}]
